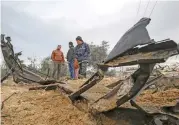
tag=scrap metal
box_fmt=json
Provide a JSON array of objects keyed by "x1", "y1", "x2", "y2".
[{"x1": 1, "y1": 17, "x2": 179, "y2": 124}]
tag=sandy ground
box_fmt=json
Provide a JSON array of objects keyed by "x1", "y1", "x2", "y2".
[
  {"x1": 1, "y1": 78, "x2": 179, "y2": 125},
  {"x1": 1, "y1": 85, "x2": 96, "y2": 125}
]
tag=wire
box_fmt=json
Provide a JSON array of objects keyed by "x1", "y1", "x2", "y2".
[
  {"x1": 143, "y1": 0, "x2": 150, "y2": 17},
  {"x1": 134, "y1": 0, "x2": 141, "y2": 23},
  {"x1": 149, "y1": 1, "x2": 158, "y2": 17}
]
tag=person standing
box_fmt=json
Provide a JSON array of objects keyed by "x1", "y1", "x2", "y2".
[
  {"x1": 67, "y1": 42, "x2": 75, "y2": 79},
  {"x1": 75, "y1": 36, "x2": 90, "y2": 78},
  {"x1": 51, "y1": 45, "x2": 65, "y2": 80}
]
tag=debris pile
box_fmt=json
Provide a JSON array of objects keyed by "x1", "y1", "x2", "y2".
[
  {"x1": 1, "y1": 79, "x2": 179, "y2": 125},
  {"x1": 1, "y1": 17, "x2": 179, "y2": 125}
]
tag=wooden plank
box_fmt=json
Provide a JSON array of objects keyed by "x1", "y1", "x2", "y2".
[
  {"x1": 106, "y1": 80, "x2": 123, "y2": 88},
  {"x1": 29, "y1": 84, "x2": 59, "y2": 90},
  {"x1": 79, "y1": 72, "x2": 98, "y2": 88},
  {"x1": 93, "y1": 81, "x2": 124, "y2": 103},
  {"x1": 29, "y1": 84, "x2": 73, "y2": 94},
  {"x1": 68, "y1": 70, "x2": 104, "y2": 102},
  {"x1": 101, "y1": 49, "x2": 178, "y2": 67}
]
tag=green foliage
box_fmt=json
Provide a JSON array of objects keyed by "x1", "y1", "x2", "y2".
[
  {"x1": 40, "y1": 56, "x2": 51, "y2": 73},
  {"x1": 19, "y1": 59, "x2": 26, "y2": 68},
  {"x1": 89, "y1": 40, "x2": 116, "y2": 76},
  {"x1": 39, "y1": 56, "x2": 68, "y2": 77},
  {"x1": 89, "y1": 41, "x2": 109, "y2": 69},
  {"x1": 27, "y1": 57, "x2": 38, "y2": 71},
  {"x1": 1, "y1": 40, "x2": 115, "y2": 78}
]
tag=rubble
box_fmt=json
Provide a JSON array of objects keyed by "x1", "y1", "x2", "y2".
[{"x1": 1, "y1": 17, "x2": 179, "y2": 125}]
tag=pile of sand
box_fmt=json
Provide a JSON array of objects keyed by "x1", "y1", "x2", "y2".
[
  {"x1": 2, "y1": 90, "x2": 97, "y2": 125},
  {"x1": 136, "y1": 89, "x2": 179, "y2": 107},
  {"x1": 1, "y1": 78, "x2": 179, "y2": 125}
]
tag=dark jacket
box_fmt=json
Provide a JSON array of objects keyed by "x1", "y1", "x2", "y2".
[
  {"x1": 67, "y1": 47, "x2": 75, "y2": 62},
  {"x1": 75, "y1": 42, "x2": 90, "y2": 62}
]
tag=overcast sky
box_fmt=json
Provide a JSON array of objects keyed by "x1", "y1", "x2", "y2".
[{"x1": 1, "y1": 0, "x2": 179, "y2": 64}]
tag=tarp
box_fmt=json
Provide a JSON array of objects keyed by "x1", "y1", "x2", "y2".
[{"x1": 105, "y1": 18, "x2": 151, "y2": 63}]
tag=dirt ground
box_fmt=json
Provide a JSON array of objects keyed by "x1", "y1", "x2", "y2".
[{"x1": 1, "y1": 77, "x2": 179, "y2": 125}]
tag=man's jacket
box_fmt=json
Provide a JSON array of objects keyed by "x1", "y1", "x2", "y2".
[
  {"x1": 51, "y1": 49, "x2": 65, "y2": 63},
  {"x1": 67, "y1": 47, "x2": 75, "y2": 62},
  {"x1": 75, "y1": 42, "x2": 90, "y2": 62}
]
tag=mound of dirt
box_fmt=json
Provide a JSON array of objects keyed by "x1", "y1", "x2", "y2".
[
  {"x1": 1, "y1": 78, "x2": 179, "y2": 125},
  {"x1": 136, "y1": 89, "x2": 179, "y2": 107},
  {"x1": 2, "y1": 90, "x2": 98, "y2": 125}
]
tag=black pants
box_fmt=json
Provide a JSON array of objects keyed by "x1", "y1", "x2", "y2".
[{"x1": 79, "y1": 62, "x2": 87, "y2": 78}]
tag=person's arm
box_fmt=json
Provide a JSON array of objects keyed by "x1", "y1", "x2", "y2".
[{"x1": 61, "y1": 52, "x2": 65, "y2": 63}]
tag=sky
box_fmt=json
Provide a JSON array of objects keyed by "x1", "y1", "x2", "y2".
[{"x1": 1, "y1": 0, "x2": 179, "y2": 64}]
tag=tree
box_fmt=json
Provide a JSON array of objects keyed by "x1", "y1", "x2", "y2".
[
  {"x1": 89, "y1": 41, "x2": 109, "y2": 69},
  {"x1": 40, "y1": 56, "x2": 68, "y2": 78},
  {"x1": 27, "y1": 57, "x2": 39, "y2": 71},
  {"x1": 19, "y1": 59, "x2": 26, "y2": 68},
  {"x1": 40, "y1": 56, "x2": 51, "y2": 74},
  {"x1": 89, "y1": 41, "x2": 116, "y2": 76}
]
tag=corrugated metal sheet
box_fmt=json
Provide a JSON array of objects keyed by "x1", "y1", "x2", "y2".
[{"x1": 105, "y1": 18, "x2": 151, "y2": 63}]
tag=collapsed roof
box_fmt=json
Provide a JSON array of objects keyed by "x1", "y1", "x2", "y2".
[
  {"x1": 105, "y1": 18, "x2": 179, "y2": 64},
  {"x1": 105, "y1": 18, "x2": 151, "y2": 63}
]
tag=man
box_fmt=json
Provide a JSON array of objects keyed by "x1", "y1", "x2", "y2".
[
  {"x1": 67, "y1": 42, "x2": 75, "y2": 79},
  {"x1": 51, "y1": 45, "x2": 65, "y2": 80},
  {"x1": 75, "y1": 36, "x2": 90, "y2": 78}
]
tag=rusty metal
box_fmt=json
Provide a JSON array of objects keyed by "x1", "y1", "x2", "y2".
[
  {"x1": 69, "y1": 69, "x2": 104, "y2": 102},
  {"x1": 1, "y1": 34, "x2": 62, "y2": 85},
  {"x1": 93, "y1": 81, "x2": 124, "y2": 103},
  {"x1": 101, "y1": 48, "x2": 178, "y2": 67},
  {"x1": 132, "y1": 74, "x2": 164, "y2": 101},
  {"x1": 65, "y1": 18, "x2": 179, "y2": 111},
  {"x1": 1, "y1": 17, "x2": 179, "y2": 123},
  {"x1": 116, "y1": 63, "x2": 155, "y2": 106},
  {"x1": 106, "y1": 79, "x2": 124, "y2": 88},
  {"x1": 105, "y1": 18, "x2": 151, "y2": 63}
]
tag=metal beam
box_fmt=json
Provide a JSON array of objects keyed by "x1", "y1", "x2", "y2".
[{"x1": 68, "y1": 69, "x2": 104, "y2": 102}]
